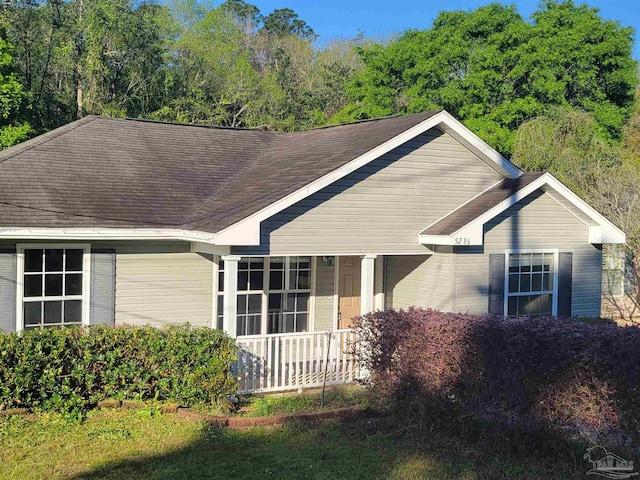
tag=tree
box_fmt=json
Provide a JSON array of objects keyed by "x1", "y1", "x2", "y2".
[
  {"x1": 0, "y1": 22, "x2": 30, "y2": 148},
  {"x1": 261, "y1": 8, "x2": 316, "y2": 39},
  {"x1": 338, "y1": 1, "x2": 636, "y2": 155},
  {"x1": 512, "y1": 107, "x2": 620, "y2": 195},
  {"x1": 220, "y1": 0, "x2": 260, "y2": 30},
  {"x1": 3, "y1": 0, "x2": 172, "y2": 130}
]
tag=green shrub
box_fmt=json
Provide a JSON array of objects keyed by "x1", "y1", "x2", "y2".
[{"x1": 0, "y1": 325, "x2": 237, "y2": 414}]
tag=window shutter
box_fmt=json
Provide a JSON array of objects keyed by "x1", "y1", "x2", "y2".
[
  {"x1": 90, "y1": 249, "x2": 115, "y2": 325},
  {"x1": 0, "y1": 249, "x2": 16, "y2": 333},
  {"x1": 488, "y1": 254, "x2": 505, "y2": 316},
  {"x1": 557, "y1": 252, "x2": 573, "y2": 317}
]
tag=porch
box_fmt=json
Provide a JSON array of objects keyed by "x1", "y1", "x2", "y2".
[{"x1": 212, "y1": 254, "x2": 402, "y2": 393}]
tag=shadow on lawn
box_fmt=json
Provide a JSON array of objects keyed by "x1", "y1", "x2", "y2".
[{"x1": 69, "y1": 411, "x2": 588, "y2": 480}]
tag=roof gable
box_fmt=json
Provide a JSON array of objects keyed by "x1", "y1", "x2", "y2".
[
  {"x1": 213, "y1": 110, "x2": 522, "y2": 245},
  {"x1": 419, "y1": 172, "x2": 625, "y2": 245}
]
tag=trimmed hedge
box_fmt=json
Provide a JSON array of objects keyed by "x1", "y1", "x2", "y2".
[
  {"x1": 353, "y1": 308, "x2": 640, "y2": 445},
  {"x1": 0, "y1": 325, "x2": 237, "y2": 414}
]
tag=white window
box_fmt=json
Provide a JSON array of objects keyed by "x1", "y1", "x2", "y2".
[
  {"x1": 505, "y1": 251, "x2": 557, "y2": 317},
  {"x1": 267, "y1": 256, "x2": 311, "y2": 334},
  {"x1": 236, "y1": 258, "x2": 264, "y2": 336},
  {"x1": 17, "y1": 245, "x2": 90, "y2": 330},
  {"x1": 218, "y1": 257, "x2": 313, "y2": 336},
  {"x1": 602, "y1": 244, "x2": 626, "y2": 297}
]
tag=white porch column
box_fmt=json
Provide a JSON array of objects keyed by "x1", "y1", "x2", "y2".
[
  {"x1": 222, "y1": 255, "x2": 240, "y2": 338},
  {"x1": 211, "y1": 255, "x2": 220, "y2": 329},
  {"x1": 374, "y1": 255, "x2": 385, "y2": 310},
  {"x1": 360, "y1": 254, "x2": 377, "y2": 315}
]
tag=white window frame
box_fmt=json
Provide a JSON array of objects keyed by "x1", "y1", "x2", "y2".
[
  {"x1": 16, "y1": 243, "x2": 91, "y2": 331},
  {"x1": 266, "y1": 256, "x2": 313, "y2": 334},
  {"x1": 223, "y1": 256, "x2": 315, "y2": 336},
  {"x1": 236, "y1": 258, "x2": 265, "y2": 336},
  {"x1": 602, "y1": 244, "x2": 625, "y2": 298},
  {"x1": 503, "y1": 249, "x2": 559, "y2": 317}
]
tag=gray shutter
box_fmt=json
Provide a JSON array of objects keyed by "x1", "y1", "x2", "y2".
[
  {"x1": 557, "y1": 252, "x2": 573, "y2": 317},
  {"x1": 90, "y1": 249, "x2": 115, "y2": 325},
  {"x1": 0, "y1": 249, "x2": 16, "y2": 333},
  {"x1": 488, "y1": 254, "x2": 505, "y2": 316}
]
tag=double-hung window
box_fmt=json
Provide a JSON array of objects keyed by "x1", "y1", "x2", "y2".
[
  {"x1": 602, "y1": 244, "x2": 626, "y2": 297},
  {"x1": 267, "y1": 256, "x2": 311, "y2": 334},
  {"x1": 236, "y1": 258, "x2": 264, "y2": 336},
  {"x1": 506, "y1": 251, "x2": 557, "y2": 317},
  {"x1": 218, "y1": 256, "x2": 313, "y2": 336},
  {"x1": 19, "y1": 245, "x2": 90, "y2": 329}
]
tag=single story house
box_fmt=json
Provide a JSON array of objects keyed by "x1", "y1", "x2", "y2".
[{"x1": 0, "y1": 110, "x2": 624, "y2": 342}]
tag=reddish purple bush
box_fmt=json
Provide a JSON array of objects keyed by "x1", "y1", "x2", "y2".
[{"x1": 353, "y1": 308, "x2": 640, "y2": 445}]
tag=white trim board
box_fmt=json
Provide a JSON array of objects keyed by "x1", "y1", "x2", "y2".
[
  {"x1": 418, "y1": 173, "x2": 626, "y2": 246},
  {"x1": 0, "y1": 228, "x2": 217, "y2": 244},
  {"x1": 214, "y1": 111, "x2": 522, "y2": 246}
]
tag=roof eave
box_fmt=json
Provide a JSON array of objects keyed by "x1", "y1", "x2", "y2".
[{"x1": 0, "y1": 227, "x2": 218, "y2": 244}]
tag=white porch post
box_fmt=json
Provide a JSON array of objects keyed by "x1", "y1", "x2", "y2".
[
  {"x1": 211, "y1": 255, "x2": 220, "y2": 329},
  {"x1": 222, "y1": 255, "x2": 240, "y2": 338},
  {"x1": 374, "y1": 255, "x2": 385, "y2": 310},
  {"x1": 360, "y1": 254, "x2": 376, "y2": 315}
]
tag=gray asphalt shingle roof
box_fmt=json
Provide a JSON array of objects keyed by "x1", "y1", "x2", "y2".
[{"x1": 0, "y1": 112, "x2": 440, "y2": 233}]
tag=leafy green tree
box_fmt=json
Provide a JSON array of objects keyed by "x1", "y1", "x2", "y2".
[
  {"x1": 220, "y1": 0, "x2": 261, "y2": 30},
  {"x1": 512, "y1": 107, "x2": 620, "y2": 195},
  {"x1": 338, "y1": 1, "x2": 636, "y2": 154},
  {"x1": 4, "y1": 0, "x2": 172, "y2": 130},
  {"x1": 0, "y1": 22, "x2": 30, "y2": 148},
  {"x1": 261, "y1": 8, "x2": 316, "y2": 39}
]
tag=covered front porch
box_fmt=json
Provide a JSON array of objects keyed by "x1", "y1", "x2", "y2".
[{"x1": 212, "y1": 254, "x2": 390, "y2": 393}]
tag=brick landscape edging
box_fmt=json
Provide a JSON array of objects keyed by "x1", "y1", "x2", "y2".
[{"x1": 176, "y1": 405, "x2": 365, "y2": 430}]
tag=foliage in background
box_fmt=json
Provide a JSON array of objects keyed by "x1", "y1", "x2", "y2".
[
  {"x1": 337, "y1": 1, "x2": 637, "y2": 155},
  {"x1": 354, "y1": 308, "x2": 640, "y2": 446},
  {"x1": 0, "y1": 21, "x2": 29, "y2": 148},
  {"x1": 0, "y1": 325, "x2": 237, "y2": 415},
  {"x1": 0, "y1": 0, "x2": 362, "y2": 133},
  {"x1": 0, "y1": 1, "x2": 636, "y2": 146}
]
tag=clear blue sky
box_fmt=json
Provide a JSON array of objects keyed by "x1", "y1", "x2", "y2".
[{"x1": 246, "y1": 0, "x2": 640, "y2": 58}]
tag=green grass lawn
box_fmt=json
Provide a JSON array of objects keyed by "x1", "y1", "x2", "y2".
[
  {"x1": 0, "y1": 396, "x2": 592, "y2": 480},
  {"x1": 238, "y1": 385, "x2": 371, "y2": 417}
]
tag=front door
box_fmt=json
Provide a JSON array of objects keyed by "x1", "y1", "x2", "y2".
[{"x1": 338, "y1": 256, "x2": 361, "y2": 329}]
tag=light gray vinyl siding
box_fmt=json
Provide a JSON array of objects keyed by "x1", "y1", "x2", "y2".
[
  {"x1": 114, "y1": 242, "x2": 214, "y2": 327},
  {"x1": 233, "y1": 128, "x2": 502, "y2": 256},
  {"x1": 313, "y1": 258, "x2": 335, "y2": 331},
  {"x1": 385, "y1": 247, "x2": 453, "y2": 311},
  {"x1": 454, "y1": 190, "x2": 601, "y2": 316}
]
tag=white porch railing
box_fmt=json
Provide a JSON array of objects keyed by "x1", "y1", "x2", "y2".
[{"x1": 236, "y1": 329, "x2": 359, "y2": 393}]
